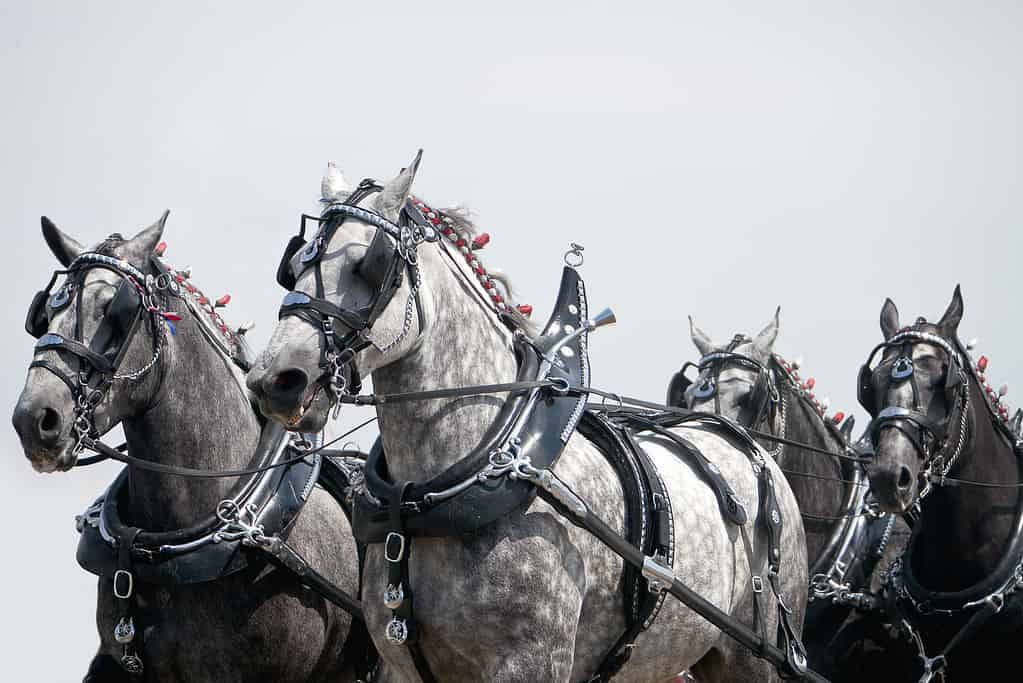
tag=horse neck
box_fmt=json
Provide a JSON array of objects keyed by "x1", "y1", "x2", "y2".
[
  {"x1": 370, "y1": 245, "x2": 519, "y2": 483},
  {"x1": 772, "y1": 372, "x2": 847, "y2": 556},
  {"x1": 915, "y1": 379, "x2": 1022, "y2": 588},
  {"x1": 123, "y1": 307, "x2": 261, "y2": 531}
]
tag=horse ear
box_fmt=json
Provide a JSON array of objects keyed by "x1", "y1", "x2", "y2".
[
  {"x1": 374, "y1": 149, "x2": 422, "y2": 222},
  {"x1": 321, "y1": 161, "x2": 353, "y2": 204},
  {"x1": 937, "y1": 285, "x2": 964, "y2": 337},
  {"x1": 839, "y1": 414, "x2": 856, "y2": 441},
  {"x1": 880, "y1": 298, "x2": 900, "y2": 340},
  {"x1": 752, "y1": 306, "x2": 780, "y2": 359},
  {"x1": 130, "y1": 210, "x2": 169, "y2": 256},
  {"x1": 41, "y1": 216, "x2": 85, "y2": 267},
  {"x1": 689, "y1": 316, "x2": 717, "y2": 356}
]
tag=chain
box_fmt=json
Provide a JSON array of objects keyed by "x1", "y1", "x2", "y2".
[
  {"x1": 371, "y1": 262, "x2": 421, "y2": 355},
  {"x1": 918, "y1": 390, "x2": 970, "y2": 503},
  {"x1": 112, "y1": 343, "x2": 163, "y2": 381},
  {"x1": 764, "y1": 390, "x2": 786, "y2": 458},
  {"x1": 876, "y1": 513, "x2": 896, "y2": 558}
]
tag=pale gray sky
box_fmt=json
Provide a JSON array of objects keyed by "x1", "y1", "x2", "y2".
[{"x1": 2, "y1": 1, "x2": 1020, "y2": 676}]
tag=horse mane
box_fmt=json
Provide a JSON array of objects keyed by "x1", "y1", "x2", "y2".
[
  {"x1": 159, "y1": 260, "x2": 242, "y2": 356},
  {"x1": 770, "y1": 353, "x2": 850, "y2": 444},
  {"x1": 416, "y1": 197, "x2": 539, "y2": 337}
]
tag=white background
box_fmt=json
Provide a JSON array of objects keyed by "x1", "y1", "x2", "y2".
[{"x1": 1, "y1": 1, "x2": 1020, "y2": 676}]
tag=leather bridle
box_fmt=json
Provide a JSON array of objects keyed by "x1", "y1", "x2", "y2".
[
  {"x1": 276, "y1": 180, "x2": 436, "y2": 411},
  {"x1": 679, "y1": 335, "x2": 779, "y2": 431},
  {"x1": 26, "y1": 252, "x2": 170, "y2": 463},
  {"x1": 857, "y1": 328, "x2": 970, "y2": 503}
]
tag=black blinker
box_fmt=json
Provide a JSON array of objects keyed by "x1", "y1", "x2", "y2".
[
  {"x1": 276, "y1": 235, "x2": 306, "y2": 291},
  {"x1": 358, "y1": 228, "x2": 399, "y2": 293},
  {"x1": 26, "y1": 290, "x2": 50, "y2": 338},
  {"x1": 90, "y1": 279, "x2": 142, "y2": 363},
  {"x1": 666, "y1": 370, "x2": 692, "y2": 407},
  {"x1": 857, "y1": 363, "x2": 876, "y2": 414}
]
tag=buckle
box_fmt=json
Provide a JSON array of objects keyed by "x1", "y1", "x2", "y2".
[
  {"x1": 752, "y1": 575, "x2": 764, "y2": 593},
  {"x1": 384, "y1": 532, "x2": 406, "y2": 563},
  {"x1": 113, "y1": 569, "x2": 134, "y2": 599}
]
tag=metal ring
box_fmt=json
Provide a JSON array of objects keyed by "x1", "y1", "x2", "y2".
[
  {"x1": 113, "y1": 569, "x2": 134, "y2": 599},
  {"x1": 384, "y1": 532, "x2": 406, "y2": 563},
  {"x1": 216, "y1": 499, "x2": 240, "y2": 523},
  {"x1": 564, "y1": 243, "x2": 585, "y2": 267}
]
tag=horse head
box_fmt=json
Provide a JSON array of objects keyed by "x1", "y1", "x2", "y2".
[
  {"x1": 13, "y1": 214, "x2": 170, "y2": 472},
  {"x1": 858, "y1": 286, "x2": 966, "y2": 513}
]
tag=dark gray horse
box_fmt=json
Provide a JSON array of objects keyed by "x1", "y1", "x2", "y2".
[
  {"x1": 670, "y1": 311, "x2": 910, "y2": 680},
  {"x1": 12, "y1": 216, "x2": 362, "y2": 682},
  {"x1": 858, "y1": 287, "x2": 1023, "y2": 681},
  {"x1": 248, "y1": 155, "x2": 809, "y2": 682}
]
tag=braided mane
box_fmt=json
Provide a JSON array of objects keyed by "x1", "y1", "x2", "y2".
[
  {"x1": 771, "y1": 354, "x2": 848, "y2": 430},
  {"x1": 411, "y1": 196, "x2": 537, "y2": 335}
]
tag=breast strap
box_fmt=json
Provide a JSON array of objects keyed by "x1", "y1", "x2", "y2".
[{"x1": 75, "y1": 425, "x2": 321, "y2": 585}]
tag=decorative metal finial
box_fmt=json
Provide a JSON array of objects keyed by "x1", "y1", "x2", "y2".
[{"x1": 564, "y1": 243, "x2": 585, "y2": 267}]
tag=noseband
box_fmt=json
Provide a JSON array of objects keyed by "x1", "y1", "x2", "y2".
[
  {"x1": 276, "y1": 180, "x2": 436, "y2": 410},
  {"x1": 26, "y1": 252, "x2": 172, "y2": 459},
  {"x1": 857, "y1": 328, "x2": 970, "y2": 500}
]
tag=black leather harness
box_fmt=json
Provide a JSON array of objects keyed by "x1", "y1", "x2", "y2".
[
  {"x1": 859, "y1": 327, "x2": 1023, "y2": 679},
  {"x1": 276, "y1": 180, "x2": 434, "y2": 404},
  {"x1": 27, "y1": 248, "x2": 376, "y2": 678},
  {"x1": 349, "y1": 267, "x2": 816, "y2": 682}
]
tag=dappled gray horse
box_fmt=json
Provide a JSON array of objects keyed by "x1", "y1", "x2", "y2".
[
  {"x1": 248, "y1": 154, "x2": 810, "y2": 682},
  {"x1": 670, "y1": 312, "x2": 909, "y2": 680},
  {"x1": 12, "y1": 217, "x2": 363, "y2": 681}
]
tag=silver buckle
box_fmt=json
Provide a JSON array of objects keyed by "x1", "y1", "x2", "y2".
[
  {"x1": 384, "y1": 532, "x2": 406, "y2": 563},
  {"x1": 113, "y1": 569, "x2": 134, "y2": 599},
  {"x1": 752, "y1": 575, "x2": 764, "y2": 593}
]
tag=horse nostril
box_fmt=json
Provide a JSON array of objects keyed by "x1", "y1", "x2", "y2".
[
  {"x1": 272, "y1": 369, "x2": 308, "y2": 396},
  {"x1": 897, "y1": 466, "x2": 913, "y2": 490},
  {"x1": 37, "y1": 407, "x2": 62, "y2": 443}
]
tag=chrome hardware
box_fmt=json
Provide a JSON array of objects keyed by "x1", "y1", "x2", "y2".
[
  {"x1": 383, "y1": 583, "x2": 405, "y2": 610},
  {"x1": 530, "y1": 468, "x2": 587, "y2": 518},
  {"x1": 564, "y1": 242, "x2": 585, "y2": 267},
  {"x1": 384, "y1": 617, "x2": 409, "y2": 645},
  {"x1": 114, "y1": 617, "x2": 135, "y2": 644},
  {"x1": 120, "y1": 650, "x2": 144, "y2": 675},
  {"x1": 892, "y1": 356, "x2": 914, "y2": 380},
  {"x1": 642, "y1": 555, "x2": 675, "y2": 593},
  {"x1": 113, "y1": 570, "x2": 134, "y2": 599},
  {"x1": 694, "y1": 378, "x2": 715, "y2": 399},
  {"x1": 384, "y1": 532, "x2": 406, "y2": 563}
]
